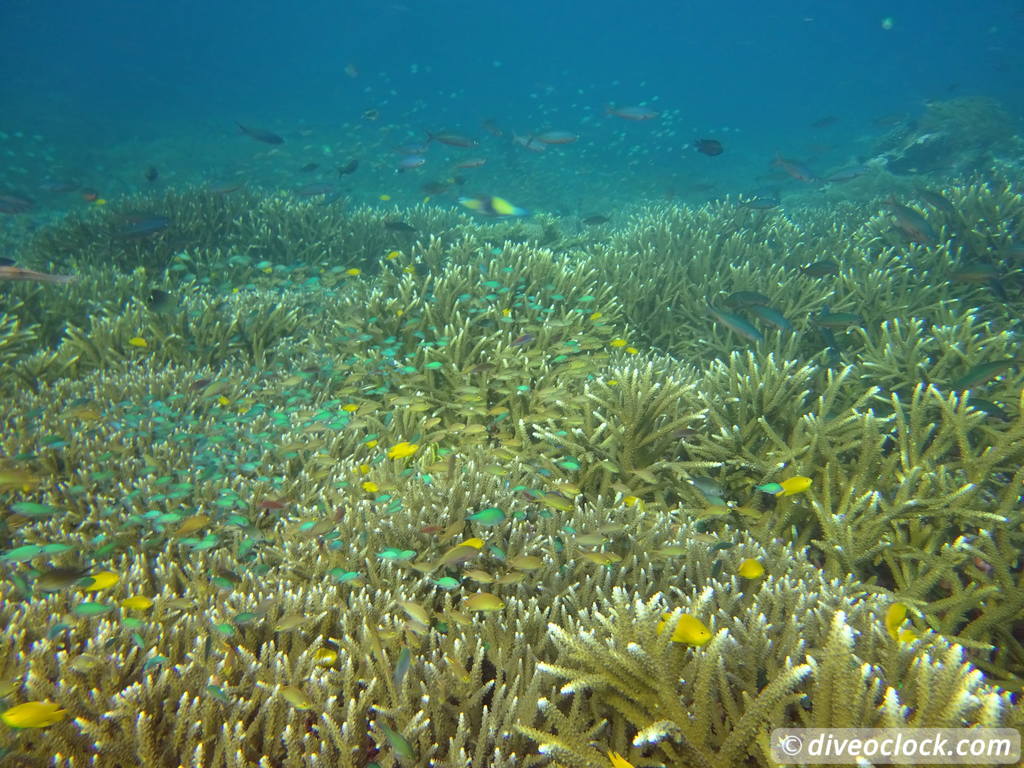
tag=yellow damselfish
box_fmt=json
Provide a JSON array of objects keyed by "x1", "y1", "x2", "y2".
[
  {"x1": 387, "y1": 442, "x2": 419, "y2": 459},
  {"x1": 607, "y1": 751, "x2": 635, "y2": 768},
  {"x1": 314, "y1": 648, "x2": 338, "y2": 664},
  {"x1": 121, "y1": 595, "x2": 154, "y2": 611},
  {"x1": 1, "y1": 701, "x2": 66, "y2": 728},
  {"x1": 775, "y1": 476, "x2": 812, "y2": 496},
  {"x1": 464, "y1": 592, "x2": 504, "y2": 611},
  {"x1": 884, "y1": 603, "x2": 919, "y2": 642},
  {"x1": 738, "y1": 558, "x2": 765, "y2": 579},
  {"x1": 128, "y1": 336, "x2": 148, "y2": 348},
  {"x1": 657, "y1": 613, "x2": 712, "y2": 646},
  {"x1": 82, "y1": 571, "x2": 119, "y2": 591}
]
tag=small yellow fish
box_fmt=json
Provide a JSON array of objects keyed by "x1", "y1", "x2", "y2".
[
  {"x1": 361, "y1": 481, "x2": 379, "y2": 493},
  {"x1": 446, "y1": 654, "x2": 472, "y2": 682},
  {"x1": 274, "y1": 613, "x2": 310, "y2": 632},
  {"x1": 652, "y1": 545, "x2": 687, "y2": 558},
  {"x1": 657, "y1": 613, "x2": 712, "y2": 646},
  {"x1": 884, "y1": 603, "x2": 918, "y2": 642},
  {"x1": 775, "y1": 476, "x2": 812, "y2": 496},
  {"x1": 82, "y1": 571, "x2": 119, "y2": 592},
  {"x1": 609, "y1": 338, "x2": 628, "y2": 348},
  {"x1": 314, "y1": 648, "x2": 338, "y2": 665},
  {"x1": 342, "y1": 403, "x2": 360, "y2": 412},
  {"x1": 438, "y1": 545, "x2": 477, "y2": 568},
  {"x1": 608, "y1": 751, "x2": 635, "y2": 768},
  {"x1": 385, "y1": 250, "x2": 401, "y2": 259},
  {"x1": 121, "y1": 595, "x2": 154, "y2": 611},
  {"x1": 1, "y1": 701, "x2": 66, "y2": 728},
  {"x1": 464, "y1": 569, "x2": 495, "y2": 583},
  {"x1": 464, "y1": 592, "x2": 504, "y2": 611},
  {"x1": 507, "y1": 555, "x2": 544, "y2": 571},
  {"x1": 173, "y1": 514, "x2": 210, "y2": 538},
  {"x1": 579, "y1": 551, "x2": 622, "y2": 566},
  {"x1": 738, "y1": 558, "x2": 765, "y2": 579},
  {"x1": 537, "y1": 493, "x2": 574, "y2": 512},
  {"x1": 345, "y1": 267, "x2": 361, "y2": 276},
  {"x1": 387, "y1": 442, "x2": 419, "y2": 459},
  {"x1": 68, "y1": 653, "x2": 103, "y2": 673},
  {"x1": 379, "y1": 194, "x2": 391, "y2": 201},
  {"x1": 128, "y1": 336, "x2": 148, "y2": 348},
  {"x1": 280, "y1": 685, "x2": 312, "y2": 709},
  {"x1": 399, "y1": 600, "x2": 430, "y2": 626}
]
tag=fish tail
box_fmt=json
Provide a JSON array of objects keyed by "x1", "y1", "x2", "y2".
[{"x1": 43, "y1": 273, "x2": 76, "y2": 284}]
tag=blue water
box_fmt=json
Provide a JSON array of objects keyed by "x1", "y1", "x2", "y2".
[{"x1": 1, "y1": 0, "x2": 1022, "y2": 211}]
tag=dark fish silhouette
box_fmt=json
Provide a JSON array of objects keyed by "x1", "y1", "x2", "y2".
[
  {"x1": 147, "y1": 289, "x2": 175, "y2": 313},
  {"x1": 237, "y1": 122, "x2": 284, "y2": 145},
  {"x1": 694, "y1": 139, "x2": 723, "y2": 156},
  {"x1": 0, "y1": 194, "x2": 34, "y2": 214},
  {"x1": 117, "y1": 214, "x2": 171, "y2": 238}
]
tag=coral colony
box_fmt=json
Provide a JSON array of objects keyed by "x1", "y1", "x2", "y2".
[{"x1": 1, "y1": 177, "x2": 1023, "y2": 766}]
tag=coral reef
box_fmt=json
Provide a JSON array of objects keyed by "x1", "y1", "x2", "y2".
[{"x1": 2, "y1": 177, "x2": 1024, "y2": 764}]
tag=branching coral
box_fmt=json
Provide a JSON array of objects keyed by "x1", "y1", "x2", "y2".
[{"x1": 3, "y1": 175, "x2": 1024, "y2": 765}]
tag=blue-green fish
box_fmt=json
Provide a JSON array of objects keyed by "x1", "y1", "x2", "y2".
[
  {"x1": 748, "y1": 304, "x2": 792, "y2": 331},
  {"x1": 707, "y1": 304, "x2": 764, "y2": 342}
]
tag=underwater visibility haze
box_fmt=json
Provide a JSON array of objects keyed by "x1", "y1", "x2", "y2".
[{"x1": 2, "y1": 0, "x2": 1024, "y2": 765}]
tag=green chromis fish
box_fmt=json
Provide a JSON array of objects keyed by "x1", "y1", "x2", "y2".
[
  {"x1": 814, "y1": 307, "x2": 862, "y2": 329},
  {"x1": 950, "y1": 360, "x2": 1022, "y2": 390},
  {"x1": 747, "y1": 304, "x2": 792, "y2": 331},
  {"x1": 707, "y1": 304, "x2": 764, "y2": 342},
  {"x1": 378, "y1": 721, "x2": 415, "y2": 760}
]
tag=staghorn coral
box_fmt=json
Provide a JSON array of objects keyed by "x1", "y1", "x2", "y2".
[
  {"x1": 0, "y1": 311, "x2": 37, "y2": 370},
  {"x1": 3, "y1": 486, "x2": 1019, "y2": 768},
  {"x1": 3, "y1": 175, "x2": 1024, "y2": 765},
  {"x1": 523, "y1": 582, "x2": 1019, "y2": 768},
  {"x1": 531, "y1": 358, "x2": 712, "y2": 504}
]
